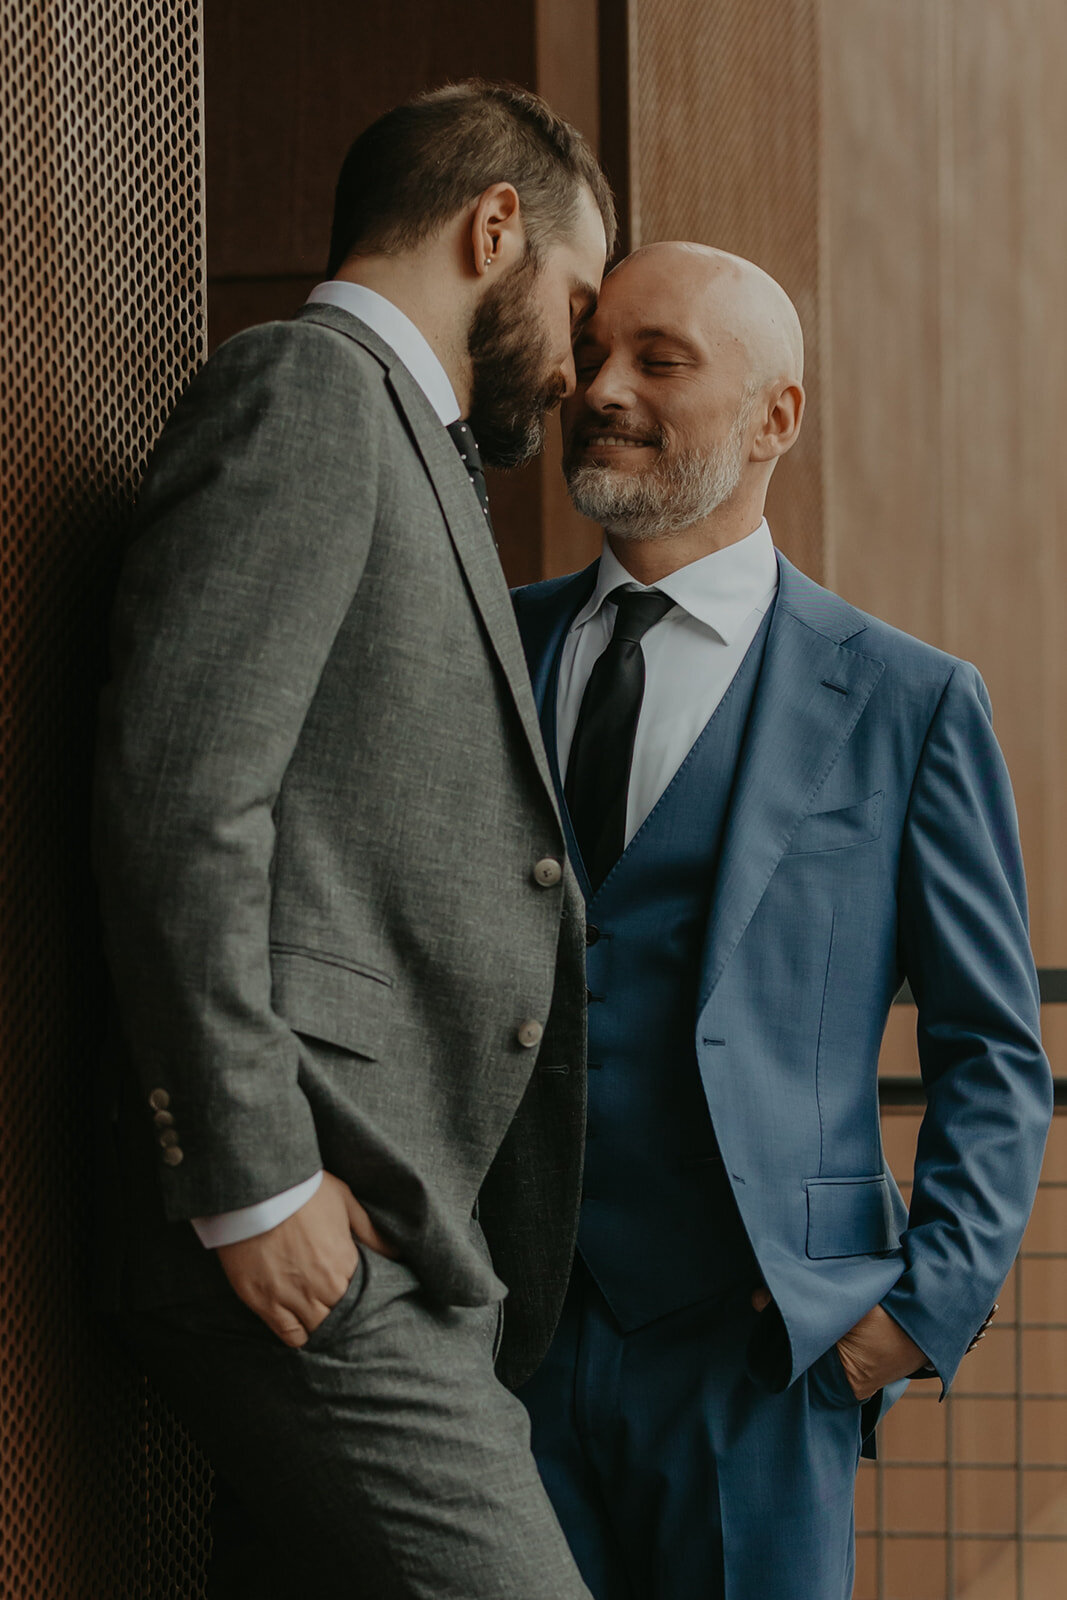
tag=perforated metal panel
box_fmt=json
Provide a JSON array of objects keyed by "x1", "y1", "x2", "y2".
[{"x1": 1, "y1": 2, "x2": 211, "y2": 1594}]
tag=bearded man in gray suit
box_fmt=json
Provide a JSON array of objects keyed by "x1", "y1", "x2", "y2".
[{"x1": 94, "y1": 81, "x2": 612, "y2": 1599}]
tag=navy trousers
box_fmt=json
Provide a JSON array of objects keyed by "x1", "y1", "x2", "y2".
[{"x1": 518, "y1": 1262, "x2": 864, "y2": 1600}]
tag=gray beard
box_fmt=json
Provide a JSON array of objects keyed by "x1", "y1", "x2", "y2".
[{"x1": 565, "y1": 416, "x2": 749, "y2": 541}]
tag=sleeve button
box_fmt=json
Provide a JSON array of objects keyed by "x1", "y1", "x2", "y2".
[
  {"x1": 161, "y1": 1147, "x2": 184, "y2": 1167},
  {"x1": 148, "y1": 1088, "x2": 171, "y2": 1111}
]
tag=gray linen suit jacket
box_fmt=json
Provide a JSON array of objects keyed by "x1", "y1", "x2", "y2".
[{"x1": 94, "y1": 304, "x2": 587, "y2": 1387}]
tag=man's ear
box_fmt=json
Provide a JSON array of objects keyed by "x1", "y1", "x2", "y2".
[
  {"x1": 751, "y1": 381, "x2": 805, "y2": 462},
  {"x1": 468, "y1": 183, "x2": 524, "y2": 278}
]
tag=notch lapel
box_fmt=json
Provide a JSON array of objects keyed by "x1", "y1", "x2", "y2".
[
  {"x1": 515, "y1": 566, "x2": 600, "y2": 902},
  {"x1": 698, "y1": 557, "x2": 885, "y2": 1009},
  {"x1": 383, "y1": 364, "x2": 563, "y2": 800},
  {"x1": 297, "y1": 303, "x2": 563, "y2": 817}
]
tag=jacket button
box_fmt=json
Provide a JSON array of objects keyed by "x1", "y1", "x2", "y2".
[
  {"x1": 161, "y1": 1146, "x2": 184, "y2": 1167},
  {"x1": 516, "y1": 1020, "x2": 544, "y2": 1049},
  {"x1": 532, "y1": 857, "x2": 562, "y2": 888},
  {"x1": 148, "y1": 1088, "x2": 171, "y2": 1111}
]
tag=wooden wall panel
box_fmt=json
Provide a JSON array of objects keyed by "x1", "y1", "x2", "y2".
[
  {"x1": 626, "y1": 0, "x2": 825, "y2": 579},
  {"x1": 820, "y1": 1, "x2": 945, "y2": 642},
  {"x1": 535, "y1": 0, "x2": 604, "y2": 583},
  {"x1": 204, "y1": 0, "x2": 538, "y2": 280},
  {"x1": 822, "y1": 0, "x2": 1067, "y2": 977},
  {"x1": 202, "y1": 0, "x2": 605, "y2": 586}
]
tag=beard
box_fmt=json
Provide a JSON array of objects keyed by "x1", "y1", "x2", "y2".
[
  {"x1": 564, "y1": 405, "x2": 752, "y2": 540},
  {"x1": 466, "y1": 254, "x2": 565, "y2": 470}
]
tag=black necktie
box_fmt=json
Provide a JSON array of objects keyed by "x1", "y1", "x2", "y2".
[
  {"x1": 564, "y1": 585, "x2": 675, "y2": 890},
  {"x1": 446, "y1": 420, "x2": 493, "y2": 530}
]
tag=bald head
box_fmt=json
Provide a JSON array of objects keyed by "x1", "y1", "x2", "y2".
[
  {"x1": 561, "y1": 240, "x2": 806, "y2": 570},
  {"x1": 609, "y1": 241, "x2": 804, "y2": 389}
]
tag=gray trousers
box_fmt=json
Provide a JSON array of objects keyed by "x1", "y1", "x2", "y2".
[{"x1": 119, "y1": 1245, "x2": 590, "y2": 1600}]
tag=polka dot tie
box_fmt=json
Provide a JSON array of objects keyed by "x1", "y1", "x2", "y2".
[{"x1": 446, "y1": 420, "x2": 493, "y2": 532}]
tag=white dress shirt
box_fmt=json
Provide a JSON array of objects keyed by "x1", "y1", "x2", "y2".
[
  {"x1": 557, "y1": 520, "x2": 779, "y2": 848},
  {"x1": 193, "y1": 281, "x2": 461, "y2": 1249}
]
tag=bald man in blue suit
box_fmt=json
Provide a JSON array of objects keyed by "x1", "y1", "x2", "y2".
[{"x1": 503, "y1": 243, "x2": 1052, "y2": 1600}]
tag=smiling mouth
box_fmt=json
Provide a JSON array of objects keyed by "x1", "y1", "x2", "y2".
[{"x1": 579, "y1": 432, "x2": 658, "y2": 450}]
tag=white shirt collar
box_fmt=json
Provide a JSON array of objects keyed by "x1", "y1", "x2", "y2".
[
  {"x1": 571, "y1": 519, "x2": 778, "y2": 645},
  {"x1": 306, "y1": 281, "x2": 461, "y2": 426}
]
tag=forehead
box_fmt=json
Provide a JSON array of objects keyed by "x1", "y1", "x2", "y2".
[{"x1": 581, "y1": 257, "x2": 720, "y2": 342}]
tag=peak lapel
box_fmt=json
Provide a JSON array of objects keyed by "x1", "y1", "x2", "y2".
[{"x1": 698, "y1": 562, "x2": 885, "y2": 1009}]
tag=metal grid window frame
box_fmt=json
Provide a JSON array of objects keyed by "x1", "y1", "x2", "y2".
[{"x1": 857, "y1": 1096, "x2": 1067, "y2": 1600}]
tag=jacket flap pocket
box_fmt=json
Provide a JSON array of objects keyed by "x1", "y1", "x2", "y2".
[
  {"x1": 270, "y1": 946, "x2": 393, "y2": 1060},
  {"x1": 805, "y1": 1174, "x2": 897, "y2": 1259},
  {"x1": 785, "y1": 791, "x2": 884, "y2": 856}
]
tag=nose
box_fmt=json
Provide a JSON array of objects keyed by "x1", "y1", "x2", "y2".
[{"x1": 584, "y1": 354, "x2": 635, "y2": 413}]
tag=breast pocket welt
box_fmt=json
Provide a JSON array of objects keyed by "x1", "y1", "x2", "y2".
[{"x1": 783, "y1": 791, "x2": 884, "y2": 857}]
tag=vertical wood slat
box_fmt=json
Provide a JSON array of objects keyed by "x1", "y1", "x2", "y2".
[
  {"x1": 625, "y1": 0, "x2": 825, "y2": 580},
  {"x1": 536, "y1": 0, "x2": 605, "y2": 583},
  {"x1": 822, "y1": 0, "x2": 1067, "y2": 979}
]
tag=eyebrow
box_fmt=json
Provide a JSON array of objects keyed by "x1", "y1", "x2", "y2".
[{"x1": 632, "y1": 325, "x2": 703, "y2": 355}]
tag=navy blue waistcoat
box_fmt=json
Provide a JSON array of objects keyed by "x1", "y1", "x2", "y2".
[{"x1": 545, "y1": 609, "x2": 773, "y2": 1331}]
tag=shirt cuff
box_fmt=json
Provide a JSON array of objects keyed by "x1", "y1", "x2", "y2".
[{"x1": 191, "y1": 1170, "x2": 324, "y2": 1248}]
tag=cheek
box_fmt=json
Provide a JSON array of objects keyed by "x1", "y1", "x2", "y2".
[{"x1": 560, "y1": 395, "x2": 584, "y2": 443}]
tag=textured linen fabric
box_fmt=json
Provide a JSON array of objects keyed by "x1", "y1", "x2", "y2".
[
  {"x1": 190, "y1": 282, "x2": 462, "y2": 1249},
  {"x1": 124, "y1": 1248, "x2": 587, "y2": 1600},
  {"x1": 93, "y1": 298, "x2": 596, "y2": 1598},
  {"x1": 95, "y1": 305, "x2": 587, "y2": 1359}
]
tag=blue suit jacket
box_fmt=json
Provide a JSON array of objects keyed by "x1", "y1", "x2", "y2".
[{"x1": 514, "y1": 551, "x2": 1052, "y2": 1391}]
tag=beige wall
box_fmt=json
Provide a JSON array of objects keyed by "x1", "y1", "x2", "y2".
[{"x1": 821, "y1": 0, "x2": 1067, "y2": 984}]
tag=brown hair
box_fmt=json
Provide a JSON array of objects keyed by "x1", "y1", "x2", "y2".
[{"x1": 326, "y1": 80, "x2": 616, "y2": 277}]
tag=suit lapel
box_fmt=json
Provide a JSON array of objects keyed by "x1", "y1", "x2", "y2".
[
  {"x1": 520, "y1": 566, "x2": 599, "y2": 723},
  {"x1": 526, "y1": 573, "x2": 600, "y2": 903},
  {"x1": 698, "y1": 555, "x2": 885, "y2": 1009},
  {"x1": 297, "y1": 304, "x2": 562, "y2": 817}
]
